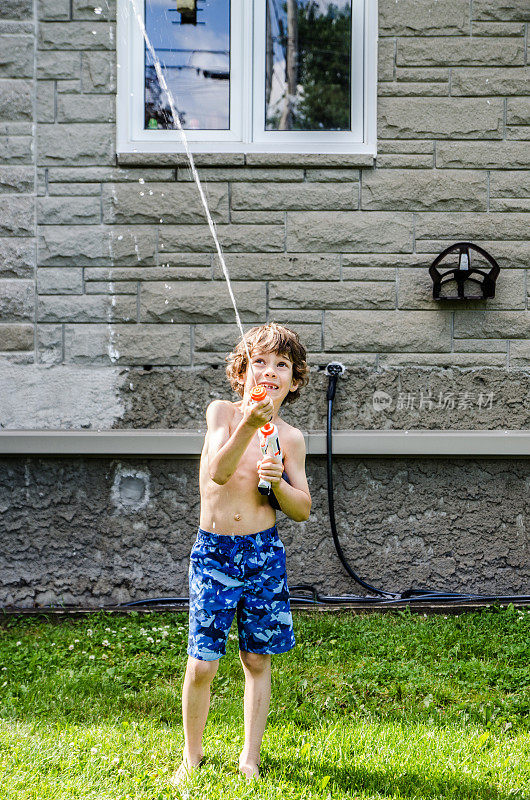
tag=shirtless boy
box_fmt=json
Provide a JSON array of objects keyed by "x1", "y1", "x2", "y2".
[{"x1": 171, "y1": 323, "x2": 311, "y2": 786}]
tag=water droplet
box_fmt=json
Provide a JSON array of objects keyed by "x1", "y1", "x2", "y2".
[
  {"x1": 149, "y1": 190, "x2": 153, "y2": 195},
  {"x1": 117, "y1": 235, "x2": 123, "y2": 241},
  {"x1": 94, "y1": 6, "x2": 102, "y2": 14},
  {"x1": 138, "y1": 178, "x2": 145, "y2": 184},
  {"x1": 140, "y1": 191, "x2": 144, "y2": 196},
  {"x1": 160, "y1": 218, "x2": 163, "y2": 223}
]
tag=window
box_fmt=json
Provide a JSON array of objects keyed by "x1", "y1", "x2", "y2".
[{"x1": 117, "y1": 0, "x2": 377, "y2": 155}]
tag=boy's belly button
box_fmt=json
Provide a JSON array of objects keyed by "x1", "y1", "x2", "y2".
[{"x1": 234, "y1": 513, "x2": 241, "y2": 521}]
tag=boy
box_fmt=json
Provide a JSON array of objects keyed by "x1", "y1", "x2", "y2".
[{"x1": 171, "y1": 323, "x2": 311, "y2": 786}]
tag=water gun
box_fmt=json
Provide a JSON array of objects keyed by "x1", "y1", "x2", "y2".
[{"x1": 250, "y1": 386, "x2": 283, "y2": 496}]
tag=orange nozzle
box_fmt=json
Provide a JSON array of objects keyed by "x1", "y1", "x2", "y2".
[
  {"x1": 251, "y1": 385, "x2": 267, "y2": 402},
  {"x1": 260, "y1": 422, "x2": 274, "y2": 435}
]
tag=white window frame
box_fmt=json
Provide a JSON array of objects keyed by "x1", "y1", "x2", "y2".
[{"x1": 116, "y1": 0, "x2": 377, "y2": 155}]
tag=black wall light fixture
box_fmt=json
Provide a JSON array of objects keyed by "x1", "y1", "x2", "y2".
[{"x1": 429, "y1": 242, "x2": 500, "y2": 301}]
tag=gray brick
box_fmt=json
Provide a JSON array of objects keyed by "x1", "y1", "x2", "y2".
[
  {"x1": 0, "y1": 279, "x2": 34, "y2": 321},
  {"x1": 37, "y1": 294, "x2": 137, "y2": 323},
  {"x1": 81, "y1": 51, "x2": 116, "y2": 93},
  {"x1": 375, "y1": 154, "x2": 434, "y2": 169},
  {"x1": 325, "y1": 310, "x2": 452, "y2": 352},
  {"x1": 0, "y1": 122, "x2": 32, "y2": 135},
  {"x1": 342, "y1": 254, "x2": 430, "y2": 271},
  {"x1": 267, "y1": 309, "x2": 322, "y2": 323},
  {"x1": 489, "y1": 198, "x2": 530, "y2": 212},
  {"x1": 397, "y1": 37, "x2": 524, "y2": 66},
  {"x1": 471, "y1": 22, "x2": 525, "y2": 36},
  {"x1": 379, "y1": 0, "x2": 470, "y2": 35},
  {"x1": 396, "y1": 67, "x2": 449, "y2": 82},
  {"x1": 378, "y1": 39, "x2": 395, "y2": 82},
  {"x1": 56, "y1": 79, "x2": 81, "y2": 93},
  {"x1": 38, "y1": 225, "x2": 157, "y2": 266},
  {"x1": 0, "y1": 35, "x2": 33, "y2": 78},
  {"x1": 342, "y1": 267, "x2": 396, "y2": 281},
  {"x1": 0, "y1": 22, "x2": 34, "y2": 33},
  {"x1": 0, "y1": 79, "x2": 33, "y2": 121},
  {"x1": 473, "y1": 1, "x2": 530, "y2": 22},
  {"x1": 36, "y1": 323, "x2": 62, "y2": 365},
  {"x1": 37, "y1": 196, "x2": 101, "y2": 225},
  {"x1": 49, "y1": 182, "x2": 101, "y2": 195},
  {"x1": 102, "y1": 182, "x2": 229, "y2": 225},
  {"x1": 37, "y1": 51, "x2": 81, "y2": 80},
  {"x1": 508, "y1": 341, "x2": 530, "y2": 368},
  {"x1": 398, "y1": 267, "x2": 525, "y2": 310},
  {"x1": 454, "y1": 311, "x2": 530, "y2": 339},
  {"x1": 269, "y1": 281, "x2": 394, "y2": 310},
  {"x1": 489, "y1": 171, "x2": 530, "y2": 198},
  {"x1": 0, "y1": 166, "x2": 34, "y2": 193},
  {"x1": 231, "y1": 182, "x2": 358, "y2": 211},
  {"x1": 37, "y1": 267, "x2": 83, "y2": 293},
  {"x1": 195, "y1": 322, "x2": 322, "y2": 353},
  {"x1": 213, "y1": 253, "x2": 340, "y2": 281},
  {"x1": 506, "y1": 126, "x2": 530, "y2": 141},
  {"x1": 85, "y1": 281, "x2": 137, "y2": 294},
  {"x1": 37, "y1": 124, "x2": 114, "y2": 165},
  {"x1": 506, "y1": 98, "x2": 530, "y2": 125},
  {"x1": 38, "y1": 0, "x2": 70, "y2": 20},
  {"x1": 177, "y1": 167, "x2": 304, "y2": 182},
  {"x1": 378, "y1": 97, "x2": 503, "y2": 139},
  {"x1": 84, "y1": 263, "x2": 210, "y2": 282},
  {"x1": 230, "y1": 210, "x2": 285, "y2": 225},
  {"x1": 0, "y1": 238, "x2": 35, "y2": 278},
  {"x1": 56, "y1": 93, "x2": 114, "y2": 123},
  {"x1": 436, "y1": 141, "x2": 529, "y2": 168},
  {"x1": 38, "y1": 22, "x2": 115, "y2": 50},
  {"x1": 73, "y1": 0, "x2": 116, "y2": 20},
  {"x1": 379, "y1": 352, "x2": 506, "y2": 367},
  {"x1": 47, "y1": 166, "x2": 175, "y2": 182},
  {"x1": 158, "y1": 225, "x2": 285, "y2": 253},
  {"x1": 304, "y1": 169, "x2": 360, "y2": 182},
  {"x1": 378, "y1": 82, "x2": 449, "y2": 96},
  {"x1": 452, "y1": 68, "x2": 530, "y2": 96},
  {"x1": 0, "y1": 0, "x2": 33, "y2": 18},
  {"x1": 0, "y1": 323, "x2": 33, "y2": 351},
  {"x1": 286, "y1": 212, "x2": 414, "y2": 253},
  {"x1": 378, "y1": 141, "x2": 434, "y2": 154},
  {"x1": 64, "y1": 323, "x2": 190, "y2": 366},
  {"x1": 416, "y1": 212, "x2": 529, "y2": 241},
  {"x1": 37, "y1": 81, "x2": 55, "y2": 123},
  {"x1": 0, "y1": 197, "x2": 35, "y2": 236},
  {"x1": 362, "y1": 168, "x2": 487, "y2": 211},
  {"x1": 139, "y1": 280, "x2": 265, "y2": 324},
  {"x1": 453, "y1": 338, "x2": 508, "y2": 353}
]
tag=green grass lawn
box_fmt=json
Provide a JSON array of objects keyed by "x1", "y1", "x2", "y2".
[{"x1": 0, "y1": 606, "x2": 529, "y2": 799}]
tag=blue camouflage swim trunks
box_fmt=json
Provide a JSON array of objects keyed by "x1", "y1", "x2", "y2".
[{"x1": 187, "y1": 525, "x2": 296, "y2": 661}]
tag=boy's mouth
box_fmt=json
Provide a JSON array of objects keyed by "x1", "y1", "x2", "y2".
[{"x1": 259, "y1": 382, "x2": 279, "y2": 390}]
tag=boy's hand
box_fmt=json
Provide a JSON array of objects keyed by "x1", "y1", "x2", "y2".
[
  {"x1": 257, "y1": 456, "x2": 283, "y2": 488},
  {"x1": 244, "y1": 395, "x2": 274, "y2": 429}
]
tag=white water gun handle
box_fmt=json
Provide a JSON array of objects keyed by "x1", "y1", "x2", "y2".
[{"x1": 258, "y1": 425, "x2": 282, "y2": 495}]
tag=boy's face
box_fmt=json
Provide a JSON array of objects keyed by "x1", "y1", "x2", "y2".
[{"x1": 242, "y1": 349, "x2": 298, "y2": 405}]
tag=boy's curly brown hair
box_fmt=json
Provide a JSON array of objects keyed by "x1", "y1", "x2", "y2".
[{"x1": 226, "y1": 323, "x2": 309, "y2": 404}]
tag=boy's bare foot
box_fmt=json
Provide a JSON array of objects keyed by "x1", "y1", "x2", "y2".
[{"x1": 169, "y1": 753, "x2": 204, "y2": 788}]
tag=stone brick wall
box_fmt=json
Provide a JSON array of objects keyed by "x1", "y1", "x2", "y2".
[
  {"x1": 1, "y1": 1, "x2": 530, "y2": 605},
  {"x1": 0, "y1": 0, "x2": 528, "y2": 389},
  {"x1": 2, "y1": 455, "x2": 529, "y2": 608}
]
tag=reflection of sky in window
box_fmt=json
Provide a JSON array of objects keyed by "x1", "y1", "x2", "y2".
[{"x1": 145, "y1": 0, "x2": 229, "y2": 129}]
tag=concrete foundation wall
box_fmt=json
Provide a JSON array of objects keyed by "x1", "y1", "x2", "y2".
[{"x1": 2, "y1": 454, "x2": 529, "y2": 608}]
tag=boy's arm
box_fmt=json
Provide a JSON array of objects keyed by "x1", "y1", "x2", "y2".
[
  {"x1": 258, "y1": 428, "x2": 311, "y2": 522},
  {"x1": 206, "y1": 398, "x2": 273, "y2": 485}
]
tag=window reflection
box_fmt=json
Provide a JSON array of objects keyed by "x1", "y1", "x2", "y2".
[
  {"x1": 144, "y1": 0, "x2": 230, "y2": 130},
  {"x1": 265, "y1": 0, "x2": 352, "y2": 131}
]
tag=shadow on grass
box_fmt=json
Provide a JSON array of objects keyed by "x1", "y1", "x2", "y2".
[{"x1": 261, "y1": 753, "x2": 517, "y2": 800}]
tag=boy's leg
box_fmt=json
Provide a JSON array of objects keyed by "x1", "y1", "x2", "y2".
[
  {"x1": 238, "y1": 650, "x2": 272, "y2": 779},
  {"x1": 182, "y1": 655, "x2": 219, "y2": 764}
]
